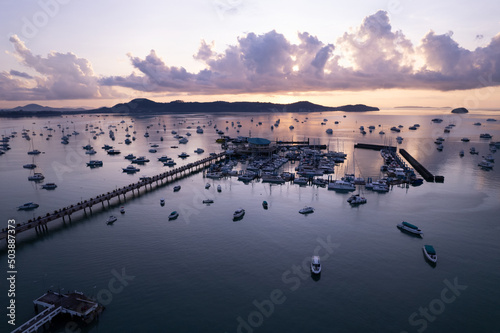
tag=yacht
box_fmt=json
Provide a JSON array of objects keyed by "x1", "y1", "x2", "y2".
[
  {"x1": 168, "y1": 211, "x2": 179, "y2": 220},
  {"x1": 107, "y1": 149, "x2": 121, "y2": 155},
  {"x1": 233, "y1": 209, "x2": 245, "y2": 220},
  {"x1": 478, "y1": 160, "x2": 494, "y2": 169},
  {"x1": 423, "y1": 245, "x2": 437, "y2": 264},
  {"x1": 310, "y1": 256, "x2": 321, "y2": 275},
  {"x1": 132, "y1": 156, "x2": 149, "y2": 163},
  {"x1": 164, "y1": 160, "x2": 176, "y2": 167},
  {"x1": 18, "y1": 202, "x2": 39, "y2": 210},
  {"x1": 41, "y1": 183, "x2": 57, "y2": 190},
  {"x1": 347, "y1": 194, "x2": 367, "y2": 205},
  {"x1": 397, "y1": 221, "x2": 423, "y2": 236},
  {"x1": 124, "y1": 154, "x2": 136, "y2": 160},
  {"x1": 328, "y1": 180, "x2": 355, "y2": 192},
  {"x1": 217, "y1": 185, "x2": 222, "y2": 192},
  {"x1": 23, "y1": 163, "x2": 37, "y2": 169},
  {"x1": 28, "y1": 173, "x2": 45, "y2": 181},
  {"x1": 202, "y1": 199, "x2": 214, "y2": 204},
  {"x1": 122, "y1": 165, "x2": 140, "y2": 173},
  {"x1": 160, "y1": 198, "x2": 165, "y2": 206},
  {"x1": 173, "y1": 185, "x2": 181, "y2": 192},
  {"x1": 194, "y1": 148, "x2": 204, "y2": 154},
  {"x1": 178, "y1": 152, "x2": 190, "y2": 158},
  {"x1": 106, "y1": 216, "x2": 117, "y2": 224},
  {"x1": 120, "y1": 207, "x2": 125, "y2": 214},
  {"x1": 299, "y1": 206, "x2": 314, "y2": 214},
  {"x1": 157, "y1": 156, "x2": 171, "y2": 162},
  {"x1": 87, "y1": 160, "x2": 103, "y2": 167},
  {"x1": 27, "y1": 149, "x2": 41, "y2": 155}
]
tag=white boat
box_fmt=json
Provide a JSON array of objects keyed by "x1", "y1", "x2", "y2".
[
  {"x1": 478, "y1": 160, "x2": 494, "y2": 169},
  {"x1": 160, "y1": 198, "x2": 165, "y2": 206},
  {"x1": 196, "y1": 128, "x2": 204, "y2": 134},
  {"x1": 217, "y1": 185, "x2": 222, "y2": 192},
  {"x1": 299, "y1": 206, "x2": 314, "y2": 214},
  {"x1": 310, "y1": 256, "x2": 321, "y2": 274},
  {"x1": 168, "y1": 211, "x2": 179, "y2": 220},
  {"x1": 42, "y1": 183, "x2": 57, "y2": 190},
  {"x1": 326, "y1": 128, "x2": 333, "y2": 134},
  {"x1": 423, "y1": 245, "x2": 437, "y2": 263},
  {"x1": 124, "y1": 154, "x2": 136, "y2": 160},
  {"x1": 205, "y1": 183, "x2": 211, "y2": 189},
  {"x1": 122, "y1": 165, "x2": 140, "y2": 173},
  {"x1": 107, "y1": 149, "x2": 121, "y2": 155},
  {"x1": 233, "y1": 209, "x2": 245, "y2": 220},
  {"x1": 106, "y1": 216, "x2": 117, "y2": 224},
  {"x1": 194, "y1": 148, "x2": 204, "y2": 154},
  {"x1": 173, "y1": 185, "x2": 181, "y2": 192},
  {"x1": 397, "y1": 221, "x2": 423, "y2": 236},
  {"x1": 347, "y1": 194, "x2": 367, "y2": 205},
  {"x1": 484, "y1": 154, "x2": 494, "y2": 162},
  {"x1": 328, "y1": 180, "x2": 355, "y2": 192},
  {"x1": 120, "y1": 207, "x2": 125, "y2": 214},
  {"x1": 23, "y1": 163, "x2": 37, "y2": 169},
  {"x1": 164, "y1": 160, "x2": 176, "y2": 166},
  {"x1": 179, "y1": 137, "x2": 189, "y2": 144},
  {"x1": 459, "y1": 150, "x2": 464, "y2": 157},
  {"x1": 87, "y1": 160, "x2": 103, "y2": 167},
  {"x1": 202, "y1": 199, "x2": 214, "y2": 204},
  {"x1": 178, "y1": 152, "x2": 190, "y2": 158},
  {"x1": 28, "y1": 172, "x2": 45, "y2": 181},
  {"x1": 18, "y1": 202, "x2": 39, "y2": 210}
]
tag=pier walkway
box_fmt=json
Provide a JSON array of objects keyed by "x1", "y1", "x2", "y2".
[
  {"x1": 399, "y1": 149, "x2": 441, "y2": 182},
  {"x1": 1, "y1": 152, "x2": 226, "y2": 240}
]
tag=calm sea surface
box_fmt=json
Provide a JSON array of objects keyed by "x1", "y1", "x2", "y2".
[{"x1": 1, "y1": 109, "x2": 499, "y2": 333}]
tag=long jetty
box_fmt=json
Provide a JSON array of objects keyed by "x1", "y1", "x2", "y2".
[
  {"x1": 398, "y1": 149, "x2": 437, "y2": 182},
  {"x1": 354, "y1": 143, "x2": 397, "y2": 152},
  {"x1": 1, "y1": 152, "x2": 227, "y2": 240}
]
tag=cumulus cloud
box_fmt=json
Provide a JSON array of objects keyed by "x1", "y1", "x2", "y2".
[{"x1": 1, "y1": 35, "x2": 119, "y2": 101}]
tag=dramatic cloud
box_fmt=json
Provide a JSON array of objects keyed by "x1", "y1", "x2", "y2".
[
  {"x1": 3, "y1": 11, "x2": 500, "y2": 101},
  {"x1": 1, "y1": 35, "x2": 119, "y2": 101}
]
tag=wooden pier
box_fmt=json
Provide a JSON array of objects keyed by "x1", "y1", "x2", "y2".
[
  {"x1": 1, "y1": 152, "x2": 227, "y2": 240},
  {"x1": 399, "y1": 149, "x2": 442, "y2": 182},
  {"x1": 12, "y1": 291, "x2": 102, "y2": 333}
]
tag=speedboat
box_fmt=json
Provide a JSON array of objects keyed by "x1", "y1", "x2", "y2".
[
  {"x1": 423, "y1": 245, "x2": 437, "y2": 263},
  {"x1": 397, "y1": 221, "x2": 423, "y2": 236},
  {"x1": 202, "y1": 199, "x2": 214, "y2": 204},
  {"x1": 42, "y1": 183, "x2": 57, "y2": 190},
  {"x1": 160, "y1": 198, "x2": 165, "y2": 206},
  {"x1": 217, "y1": 185, "x2": 222, "y2": 192},
  {"x1": 122, "y1": 165, "x2": 140, "y2": 173},
  {"x1": 310, "y1": 256, "x2": 321, "y2": 274},
  {"x1": 233, "y1": 209, "x2": 245, "y2": 220},
  {"x1": 28, "y1": 172, "x2": 45, "y2": 181},
  {"x1": 262, "y1": 201, "x2": 268, "y2": 209},
  {"x1": 205, "y1": 183, "x2": 211, "y2": 189},
  {"x1": 299, "y1": 206, "x2": 314, "y2": 214},
  {"x1": 347, "y1": 194, "x2": 367, "y2": 205},
  {"x1": 106, "y1": 216, "x2": 117, "y2": 224},
  {"x1": 173, "y1": 185, "x2": 181, "y2": 192},
  {"x1": 168, "y1": 211, "x2": 179, "y2": 220},
  {"x1": 18, "y1": 202, "x2": 39, "y2": 210},
  {"x1": 120, "y1": 207, "x2": 125, "y2": 214}
]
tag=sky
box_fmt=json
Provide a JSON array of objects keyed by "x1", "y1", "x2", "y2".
[{"x1": 0, "y1": 0, "x2": 499, "y2": 110}]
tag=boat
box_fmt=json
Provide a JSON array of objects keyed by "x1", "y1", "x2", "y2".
[
  {"x1": 28, "y1": 172, "x2": 45, "y2": 181},
  {"x1": 132, "y1": 156, "x2": 149, "y2": 163},
  {"x1": 479, "y1": 133, "x2": 492, "y2": 139},
  {"x1": 173, "y1": 185, "x2": 181, "y2": 192},
  {"x1": 120, "y1": 207, "x2": 125, "y2": 214},
  {"x1": 164, "y1": 160, "x2": 176, "y2": 166},
  {"x1": 326, "y1": 128, "x2": 333, "y2": 134},
  {"x1": 107, "y1": 149, "x2": 121, "y2": 155},
  {"x1": 470, "y1": 147, "x2": 478, "y2": 154},
  {"x1": 436, "y1": 144, "x2": 443, "y2": 151},
  {"x1": 124, "y1": 154, "x2": 136, "y2": 160},
  {"x1": 27, "y1": 149, "x2": 41, "y2": 155},
  {"x1": 106, "y1": 216, "x2": 117, "y2": 224},
  {"x1": 461, "y1": 137, "x2": 470, "y2": 142},
  {"x1": 478, "y1": 160, "x2": 494, "y2": 169},
  {"x1": 122, "y1": 165, "x2": 140, "y2": 173},
  {"x1": 202, "y1": 199, "x2": 214, "y2": 204},
  {"x1": 18, "y1": 202, "x2": 39, "y2": 210},
  {"x1": 157, "y1": 156, "x2": 171, "y2": 162},
  {"x1": 299, "y1": 206, "x2": 314, "y2": 214},
  {"x1": 178, "y1": 152, "x2": 189, "y2": 158},
  {"x1": 217, "y1": 185, "x2": 222, "y2": 192},
  {"x1": 179, "y1": 137, "x2": 189, "y2": 144},
  {"x1": 194, "y1": 148, "x2": 204, "y2": 154},
  {"x1": 262, "y1": 201, "x2": 268, "y2": 209},
  {"x1": 41, "y1": 183, "x2": 57, "y2": 190},
  {"x1": 310, "y1": 256, "x2": 321, "y2": 274},
  {"x1": 459, "y1": 150, "x2": 464, "y2": 157},
  {"x1": 328, "y1": 180, "x2": 355, "y2": 192},
  {"x1": 347, "y1": 194, "x2": 367, "y2": 205},
  {"x1": 23, "y1": 163, "x2": 37, "y2": 169},
  {"x1": 196, "y1": 128, "x2": 204, "y2": 134},
  {"x1": 233, "y1": 209, "x2": 245, "y2": 220},
  {"x1": 160, "y1": 198, "x2": 165, "y2": 206},
  {"x1": 168, "y1": 211, "x2": 179, "y2": 220},
  {"x1": 87, "y1": 160, "x2": 103, "y2": 167},
  {"x1": 148, "y1": 148, "x2": 157, "y2": 153},
  {"x1": 85, "y1": 149, "x2": 96, "y2": 155},
  {"x1": 397, "y1": 221, "x2": 423, "y2": 236},
  {"x1": 422, "y1": 245, "x2": 437, "y2": 263},
  {"x1": 484, "y1": 154, "x2": 494, "y2": 162},
  {"x1": 205, "y1": 183, "x2": 211, "y2": 189}
]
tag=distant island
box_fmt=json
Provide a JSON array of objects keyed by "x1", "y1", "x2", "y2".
[
  {"x1": 0, "y1": 99, "x2": 379, "y2": 117},
  {"x1": 451, "y1": 107, "x2": 469, "y2": 114}
]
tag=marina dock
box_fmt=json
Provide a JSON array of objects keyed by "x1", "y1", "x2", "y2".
[
  {"x1": 399, "y1": 149, "x2": 443, "y2": 182},
  {"x1": 354, "y1": 143, "x2": 397, "y2": 152},
  {"x1": 1, "y1": 153, "x2": 227, "y2": 240},
  {"x1": 12, "y1": 290, "x2": 102, "y2": 333}
]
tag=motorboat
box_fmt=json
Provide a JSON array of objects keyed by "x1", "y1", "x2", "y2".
[
  {"x1": 85, "y1": 149, "x2": 97, "y2": 155},
  {"x1": 196, "y1": 128, "x2": 204, "y2": 134},
  {"x1": 262, "y1": 201, "x2": 268, "y2": 209},
  {"x1": 164, "y1": 160, "x2": 176, "y2": 166},
  {"x1": 178, "y1": 152, "x2": 190, "y2": 158},
  {"x1": 28, "y1": 172, "x2": 45, "y2": 181},
  {"x1": 202, "y1": 199, "x2": 214, "y2": 204},
  {"x1": 423, "y1": 245, "x2": 437, "y2": 264},
  {"x1": 124, "y1": 154, "x2": 136, "y2": 160},
  {"x1": 233, "y1": 209, "x2": 245, "y2": 220},
  {"x1": 120, "y1": 207, "x2": 125, "y2": 214},
  {"x1": 132, "y1": 156, "x2": 149, "y2": 163},
  {"x1": 107, "y1": 149, "x2": 121, "y2": 155},
  {"x1": 205, "y1": 183, "x2": 211, "y2": 189},
  {"x1": 436, "y1": 144, "x2": 443, "y2": 151},
  {"x1": 41, "y1": 183, "x2": 57, "y2": 190},
  {"x1": 18, "y1": 202, "x2": 39, "y2": 210},
  {"x1": 168, "y1": 211, "x2": 179, "y2": 220},
  {"x1": 102, "y1": 144, "x2": 113, "y2": 150},
  {"x1": 148, "y1": 148, "x2": 157, "y2": 153},
  {"x1": 461, "y1": 137, "x2": 470, "y2": 142},
  {"x1": 470, "y1": 147, "x2": 478, "y2": 154},
  {"x1": 459, "y1": 150, "x2": 464, "y2": 157},
  {"x1": 479, "y1": 133, "x2": 492, "y2": 139},
  {"x1": 27, "y1": 149, "x2": 41, "y2": 155},
  {"x1": 179, "y1": 137, "x2": 189, "y2": 144},
  {"x1": 328, "y1": 180, "x2": 355, "y2": 192},
  {"x1": 158, "y1": 156, "x2": 171, "y2": 162},
  {"x1": 160, "y1": 198, "x2": 165, "y2": 206},
  {"x1": 106, "y1": 216, "x2": 117, "y2": 224},
  {"x1": 484, "y1": 154, "x2": 494, "y2": 162},
  {"x1": 87, "y1": 160, "x2": 103, "y2": 167},
  {"x1": 347, "y1": 194, "x2": 367, "y2": 205},
  {"x1": 478, "y1": 160, "x2": 494, "y2": 169},
  {"x1": 310, "y1": 256, "x2": 321, "y2": 274},
  {"x1": 397, "y1": 221, "x2": 423, "y2": 236},
  {"x1": 217, "y1": 185, "x2": 222, "y2": 192},
  {"x1": 122, "y1": 165, "x2": 140, "y2": 173},
  {"x1": 326, "y1": 128, "x2": 333, "y2": 134},
  {"x1": 299, "y1": 206, "x2": 314, "y2": 214},
  {"x1": 173, "y1": 185, "x2": 181, "y2": 192},
  {"x1": 194, "y1": 148, "x2": 204, "y2": 154}
]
